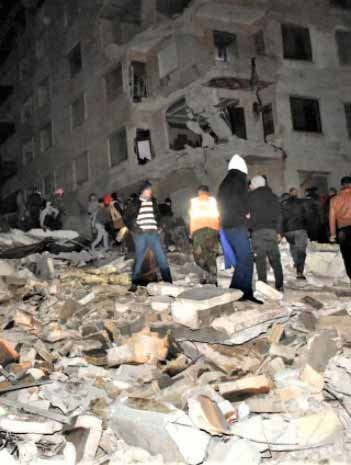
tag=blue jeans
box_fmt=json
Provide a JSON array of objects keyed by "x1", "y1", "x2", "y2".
[
  {"x1": 132, "y1": 232, "x2": 172, "y2": 284},
  {"x1": 224, "y1": 226, "x2": 254, "y2": 298}
]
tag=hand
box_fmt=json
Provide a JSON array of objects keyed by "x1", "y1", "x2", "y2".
[{"x1": 330, "y1": 235, "x2": 336, "y2": 243}]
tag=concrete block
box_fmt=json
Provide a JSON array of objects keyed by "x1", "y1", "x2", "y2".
[
  {"x1": 255, "y1": 281, "x2": 283, "y2": 301},
  {"x1": 206, "y1": 438, "x2": 261, "y2": 465},
  {"x1": 218, "y1": 375, "x2": 272, "y2": 398},
  {"x1": 151, "y1": 296, "x2": 172, "y2": 312},
  {"x1": 147, "y1": 282, "x2": 187, "y2": 298},
  {"x1": 171, "y1": 288, "x2": 242, "y2": 330}
]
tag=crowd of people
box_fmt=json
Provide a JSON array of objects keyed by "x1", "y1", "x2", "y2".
[{"x1": 14, "y1": 154, "x2": 351, "y2": 300}]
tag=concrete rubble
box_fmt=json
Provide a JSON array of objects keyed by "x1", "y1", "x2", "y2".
[{"x1": 0, "y1": 228, "x2": 349, "y2": 464}]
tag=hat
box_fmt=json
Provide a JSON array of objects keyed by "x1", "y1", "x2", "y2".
[
  {"x1": 250, "y1": 175, "x2": 266, "y2": 190},
  {"x1": 140, "y1": 180, "x2": 152, "y2": 194},
  {"x1": 54, "y1": 188, "x2": 64, "y2": 196},
  {"x1": 228, "y1": 154, "x2": 248, "y2": 174},
  {"x1": 103, "y1": 194, "x2": 113, "y2": 206}
]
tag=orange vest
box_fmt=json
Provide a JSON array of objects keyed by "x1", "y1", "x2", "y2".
[{"x1": 189, "y1": 193, "x2": 220, "y2": 236}]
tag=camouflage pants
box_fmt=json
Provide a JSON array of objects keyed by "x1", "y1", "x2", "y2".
[{"x1": 192, "y1": 228, "x2": 219, "y2": 278}]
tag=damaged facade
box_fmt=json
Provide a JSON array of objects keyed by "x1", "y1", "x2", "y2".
[{"x1": 0, "y1": 0, "x2": 351, "y2": 218}]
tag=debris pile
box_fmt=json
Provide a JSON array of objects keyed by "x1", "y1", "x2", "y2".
[{"x1": 0, "y1": 228, "x2": 350, "y2": 464}]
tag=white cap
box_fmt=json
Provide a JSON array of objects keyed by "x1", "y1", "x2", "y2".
[
  {"x1": 250, "y1": 175, "x2": 266, "y2": 190},
  {"x1": 228, "y1": 154, "x2": 248, "y2": 174}
]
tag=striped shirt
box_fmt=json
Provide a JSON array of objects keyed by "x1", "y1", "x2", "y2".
[{"x1": 136, "y1": 198, "x2": 158, "y2": 231}]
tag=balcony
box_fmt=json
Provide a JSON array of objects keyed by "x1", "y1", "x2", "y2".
[
  {"x1": 0, "y1": 122, "x2": 15, "y2": 145},
  {"x1": 100, "y1": 0, "x2": 142, "y2": 23}
]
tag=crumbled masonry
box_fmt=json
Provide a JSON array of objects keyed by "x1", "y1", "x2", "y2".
[{"x1": 0, "y1": 228, "x2": 350, "y2": 464}]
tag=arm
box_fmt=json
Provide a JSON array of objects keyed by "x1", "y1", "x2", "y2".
[{"x1": 329, "y1": 198, "x2": 337, "y2": 239}]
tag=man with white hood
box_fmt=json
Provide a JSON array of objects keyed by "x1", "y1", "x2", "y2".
[{"x1": 218, "y1": 154, "x2": 263, "y2": 304}]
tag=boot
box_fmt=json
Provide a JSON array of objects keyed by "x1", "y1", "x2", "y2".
[{"x1": 160, "y1": 268, "x2": 173, "y2": 284}]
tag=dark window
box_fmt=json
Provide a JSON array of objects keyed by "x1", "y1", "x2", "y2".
[
  {"x1": 68, "y1": 43, "x2": 82, "y2": 78},
  {"x1": 131, "y1": 61, "x2": 148, "y2": 102},
  {"x1": 71, "y1": 94, "x2": 86, "y2": 128},
  {"x1": 282, "y1": 24, "x2": 312, "y2": 61},
  {"x1": 40, "y1": 121, "x2": 54, "y2": 152},
  {"x1": 345, "y1": 103, "x2": 351, "y2": 138},
  {"x1": 335, "y1": 30, "x2": 351, "y2": 65},
  {"x1": 254, "y1": 30, "x2": 266, "y2": 55},
  {"x1": 290, "y1": 97, "x2": 322, "y2": 133},
  {"x1": 156, "y1": 0, "x2": 192, "y2": 16},
  {"x1": 213, "y1": 31, "x2": 237, "y2": 62},
  {"x1": 331, "y1": 0, "x2": 351, "y2": 8},
  {"x1": 37, "y1": 77, "x2": 50, "y2": 107},
  {"x1": 262, "y1": 104, "x2": 275, "y2": 141},
  {"x1": 105, "y1": 65, "x2": 123, "y2": 102},
  {"x1": 75, "y1": 151, "x2": 89, "y2": 185},
  {"x1": 227, "y1": 106, "x2": 247, "y2": 139},
  {"x1": 109, "y1": 128, "x2": 128, "y2": 166}
]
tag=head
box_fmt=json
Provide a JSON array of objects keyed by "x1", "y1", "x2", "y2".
[
  {"x1": 329, "y1": 187, "x2": 337, "y2": 197},
  {"x1": 111, "y1": 192, "x2": 118, "y2": 201},
  {"x1": 250, "y1": 175, "x2": 266, "y2": 191},
  {"x1": 140, "y1": 181, "x2": 152, "y2": 200},
  {"x1": 54, "y1": 188, "x2": 64, "y2": 198},
  {"x1": 228, "y1": 154, "x2": 248, "y2": 175},
  {"x1": 89, "y1": 193, "x2": 97, "y2": 202},
  {"x1": 341, "y1": 176, "x2": 351, "y2": 189},
  {"x1": 103, "y1": 195, "x2": 112, "y2": 206},
  {"x1": 289, "y1": 187, "x2": 298, "y2": 199},
  {"x1": 98, "y1": 197, "x2": 104, "y2": 207},
  {"x1": 198, "y1": 184, "x2": 210, "y2": 196},
  {"x1": 165, "y1": 197, "x2": 172, "y2": 207}
]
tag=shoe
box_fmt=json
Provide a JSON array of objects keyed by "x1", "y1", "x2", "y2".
[
  {"x1": 238, "y1": 295, "x2": 264, "y2": 305},
  {"x1": 296, "y1": 273, "x2": 306, "y2": 280},
  {"x1": 128, "y1": 283, "x2": 138, "y2": 292}
]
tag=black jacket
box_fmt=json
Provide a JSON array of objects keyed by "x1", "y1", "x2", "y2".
[
  {"x1": 218, "y1": 169, "x2": 249, "y2": 229},
  {"x1": 249, "y1": 186, "x2": 282, "y2": 233},
  {"x1": 282, "y1": 197, "x2": 307, "y2": 233},
  {"x1": 123, "y1": 197, "x2": 161, "y2": 232}
]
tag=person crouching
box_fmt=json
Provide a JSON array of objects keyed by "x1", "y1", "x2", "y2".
[{"x1": 189, "y1": 185, "x2": 220, "y2": 285}]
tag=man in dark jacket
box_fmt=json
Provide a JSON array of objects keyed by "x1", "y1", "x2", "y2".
[
  {"x1": 123, "y1": 181, "x2": 172, "y2": 292},
  {"x1": 218, "y1": 154, "x2": 262, "y2": 304},
  {"x1": 304, "y1": 187, "x2": 322, "y2": 242},
  {"x1": 282, "y1": 188, "x2": 308, "y2": 280},
  {"x1": 249, "y1": 176, "x2": 284, "y2": 291}
]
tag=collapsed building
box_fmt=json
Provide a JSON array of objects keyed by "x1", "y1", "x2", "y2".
[{"x1": 0, "y1": 0, "x2": 351, "y2": 220}]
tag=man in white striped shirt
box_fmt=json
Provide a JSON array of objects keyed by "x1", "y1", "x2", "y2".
[{"x1": 124, "y1": 181, "x2": 172, "y2": 292}]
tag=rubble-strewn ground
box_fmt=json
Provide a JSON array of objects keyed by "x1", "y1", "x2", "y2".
[{"x1": 0, "y1": 228, "x2": 351, "y2": 465}]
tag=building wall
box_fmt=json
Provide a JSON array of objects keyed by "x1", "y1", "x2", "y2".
[{"x1": 0, "y1": 0, "x2": 350, "y2": 219}]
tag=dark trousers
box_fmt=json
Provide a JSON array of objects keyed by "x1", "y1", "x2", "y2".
[
  {"x1": 284, "y1": 229, "x2": 308, "y2": 274},
  {"x1": 252, "y1": 229, "x2": 284, "y2": 290},
  {"x1": 338, "y1": 226, "x2": 351, "y2": 280},
  {"x1": 223, "y1": 226, "x2": 254, "y2": 298},
  {"x1": 132, "y1": 232, "x2": 172, "y2": 284}
]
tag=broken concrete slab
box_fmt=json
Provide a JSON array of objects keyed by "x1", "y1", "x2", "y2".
[
  {"x1": 306, "y1": 331, "x2": 339, "y2": 373},
  {"x1": 269, "y1": 343, "x2": 297, "y2": 363},
  {"x1": 212, "y1": 307, "x2": 291, "y2": 344},
  {"x1": 206, "y1": 438, "x2": 261, "y2": 465},
  {"x1": 110, "y1": 401, "x2": 210, "y2": 464},
  {"x1": 151, "y1": 296, "x2": 172, "y2": 312},
  {"x1": 255, "y1": 281, "x2": 283, "y2": 301},
  {"x1": 65, "y1": 415, "x2": 102, "y2": 464},
  {"x1": 147, "y1": 282, "x2": 187, "y2": 298},
  {"x1": 171, "y1": 287, "x2": 242, "y2": 330},
  {"x1": 0, "y1": 417, "x2": 63, "y2": 434}
]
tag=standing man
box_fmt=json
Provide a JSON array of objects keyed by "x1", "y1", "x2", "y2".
[
  {"x1": 330, "y1": 176, "x2": 351, "y2": 280},
  {"x1": 218, "y1": 154, "x2": 262, "y2": 304},
  {"x1": 249, "y1": 176, "x2": 284, "y2": 291},
  {"x1": 189, "y1": 185, "x2": 220, "y2": 285},
  {"x1": 91, "y1": 198, "x2": 109, "y2": 252},
  {"x1": 123, "y1": 181, "x2": 172, "y2": 292},
  {"x1": 282, "y1": 188, "x2": 308, "y2": 280}
]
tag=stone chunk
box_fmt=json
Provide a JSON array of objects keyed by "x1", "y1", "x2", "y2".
[
  {"x1": 0, "y1": 418, "x2": 63, "y2": 434},
  {"x1": 171, "y1": 288, "x2": 242, "y2": 330},
  {"x1": 188, "y1": 395, "x2": 230, "y2": 435},
  {"x1": 110, "y1": 401, "x2": 210, "y2": 464},
  {"x1": 306, "y1": 331, "x2": 338, "y2": 373},
  {"x1": 269, "y1": 343, "x2": 297, "y2": 363},
  {"x1": 255, "y1": 281, "x2": 283, "y2": 301},
  {"x1": 218, "y1": 375, "x2": 272, "y2": 397},
  {"x1": 66, "y1": 415, "x2": 102, "y2": 464},
  {"x1": 151, "y1": 296, "x2": 172, "y2": 312},
  {"x1": 302, "y1": 296, "x2": 324, "y2": 310},
  {"x1": 147, "y1": 282, "x2": 186, "y2": 297},
  {"x1": 0, "y1": 338, "x2": 19, "y2": 365},
  {"x1": 107, "y1": 328, "x2": 168, "y2": 366}
]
